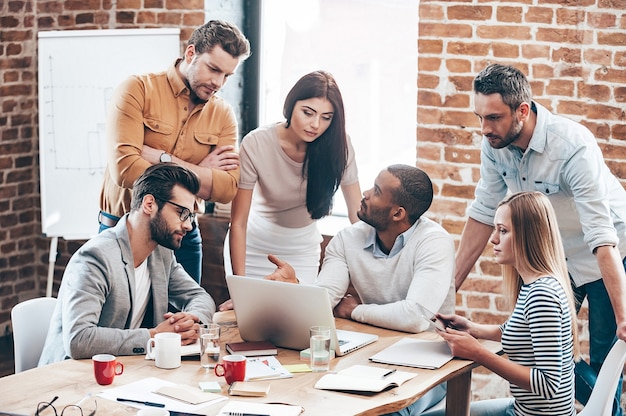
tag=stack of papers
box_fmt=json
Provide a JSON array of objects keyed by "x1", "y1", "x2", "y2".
[
  {"x1": 228, "y1": 381, "x2": 271, "y2": 397},
  {"x1": 98, "y1": 377, "x2": 225, "y2": 413},
  {"x1": 181, "y1": 341, "x2": 201, "y2": 357},
  {"x1": 245, "y1": 356, "x2": 293, "y2": 380},
  {"x1": 369, "y1": 338, "x2": 454, "y2": 369}
]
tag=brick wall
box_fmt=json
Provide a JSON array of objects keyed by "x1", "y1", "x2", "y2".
[
  {"x1": 0, "y1": 0, "x2": 204, "y2": 332},
  {"x1": 417, "y1": 0, "x2": 626, "y2": 401}
]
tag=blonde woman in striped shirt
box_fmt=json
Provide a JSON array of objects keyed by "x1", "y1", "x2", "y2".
[{"x1": 432, "y1": 191, "x2": 579, "y2": 416}]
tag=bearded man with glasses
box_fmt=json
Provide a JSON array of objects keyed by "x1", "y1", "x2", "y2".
[{"x1": 40, "y1": 163, "x2": 215, "y2": 365}]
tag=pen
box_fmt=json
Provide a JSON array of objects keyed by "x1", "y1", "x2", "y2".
[
  {"x1": 382, "y1": 369, "x2": 397, "y2": 378},
  {"x1": 116, "y1": 397, "x2": 166, "y2": 408},
  {"x1": 225, "y1": 413, "x2": 271, "y2": 416}
]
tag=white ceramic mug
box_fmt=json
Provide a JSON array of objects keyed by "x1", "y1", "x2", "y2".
[{"x1": 146, "y1": 332, "x2": 181, "y2": 369}]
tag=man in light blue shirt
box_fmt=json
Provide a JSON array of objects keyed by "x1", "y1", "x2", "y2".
[{"x1": 454, "y1": 63, "x2": 626, "y2": 415}]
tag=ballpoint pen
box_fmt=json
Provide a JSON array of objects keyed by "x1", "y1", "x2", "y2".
[
  {"x1": 381, "y1": 369, "x2": 397, "y2": 378},
  {"x1": 116, "y1": 397, "x2": 166, "y2": 408}
]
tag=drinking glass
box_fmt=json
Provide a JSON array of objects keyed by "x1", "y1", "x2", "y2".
[
  {"x1": 310, "y1": 325, "x2": 331, "y2": 372},
  {"x1": 199, "y1": 323, "x2": 221, "y2": 369}
]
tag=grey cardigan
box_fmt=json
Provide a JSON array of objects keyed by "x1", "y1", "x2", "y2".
[{"x1": 39, "y1": 216, "x2": 215, "y2": 365}]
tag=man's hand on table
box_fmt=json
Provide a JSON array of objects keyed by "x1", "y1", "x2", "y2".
[
  {"x1": 151, "y1": 311, "x2": 200, "y2": 345},
  {"x1": 333, "y1": 293, "x2": 361, "y2": 319}
]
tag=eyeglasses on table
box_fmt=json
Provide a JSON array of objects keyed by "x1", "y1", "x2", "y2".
[{"x1": 36, "y1": 395, "x2": 97, "y2": 416}]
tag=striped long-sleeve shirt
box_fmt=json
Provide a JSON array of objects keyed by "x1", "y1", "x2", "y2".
[{"x1": 500, "y1": 277, "x2": 576, "y2": 416}]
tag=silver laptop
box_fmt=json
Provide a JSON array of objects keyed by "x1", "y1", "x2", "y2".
[{"x1": 226, "y1": 275, "x2": 378, "y2": 356}]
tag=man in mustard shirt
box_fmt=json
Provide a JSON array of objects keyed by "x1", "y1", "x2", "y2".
[{"x1": 99, "y1": 20, "x2": 250, "y2": 283}]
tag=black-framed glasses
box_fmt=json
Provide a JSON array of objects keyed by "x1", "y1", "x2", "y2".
[
  {"x1": 36, "y1": 395, "x2": 97, "y2": 415},
  {"x1": 157, "y1": 199, "x2": 195, "y2": 223}
]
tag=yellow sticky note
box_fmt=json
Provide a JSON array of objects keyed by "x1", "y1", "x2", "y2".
[{"x1": 283, "y1": 364, "x2": 312, "y2": 373}]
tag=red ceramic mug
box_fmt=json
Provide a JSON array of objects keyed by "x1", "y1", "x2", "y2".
[
  {"x1": 214, "y1": 354, "x2": 246, "y2": 384},
  {"x1": 92, "y1": 353, "x2": 124, "y2": 385}
]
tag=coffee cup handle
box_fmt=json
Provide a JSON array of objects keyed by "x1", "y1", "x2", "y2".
[
  {"x1": 214, "y1": 363, "x2": 224, "y2": 377},
  {"x1": 146, "y1": 338, "x2": 155, "y2": 359},
  {"x1": 115, "y1": 361, "x2": 124, "y2": 375}
]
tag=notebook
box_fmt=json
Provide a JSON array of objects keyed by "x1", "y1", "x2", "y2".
[
  {"x1": 226, "y1": 275, "x2": 378, "y2": 356},
  {"x1": 369, "y1": 337, "x2": 454, "y2": 369},
  {"x1": 314, "y1": 364, "x2": 417, "y2": 393}
]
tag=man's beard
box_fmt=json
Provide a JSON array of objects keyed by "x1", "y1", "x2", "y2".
[
  {"x1": 486, "y1": 118, "x2": 523, "y2": 149},
  {"x1": 357, "y1": 205, "x2": 391, "y2": 232},
  {"x1": 186, "y1": 68, "x2": 215, "y2": 104},
  {"x1": 150, "y1": 212, "x2": 183, "y2": 250}
]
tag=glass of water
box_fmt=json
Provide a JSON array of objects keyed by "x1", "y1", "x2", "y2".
[
  {"x1": 310, "y1": 325, "x2": 331, "y2": 372},
  {"x1": 199, "y1": 323, "x2": 221, "y2": 369}
]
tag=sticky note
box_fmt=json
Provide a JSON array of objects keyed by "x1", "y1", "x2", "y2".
[
  {"x1": 300, "y1": 348, "x2": 311, "y2": 360},
  {"x1": 198, "y1": 381, "x2": 222, "y2": 392},
  {"x1": 283, "y1": 364, "x2": 312, "y2": 373}
]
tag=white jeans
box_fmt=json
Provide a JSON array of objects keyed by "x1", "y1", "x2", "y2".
[{"x1": 224, "y1": 211, "x2": 322, "y2": 283}]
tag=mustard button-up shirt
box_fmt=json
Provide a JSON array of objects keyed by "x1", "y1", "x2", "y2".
[{"x1": 100, "y1": 59, "x2": 240, "y2": 217}]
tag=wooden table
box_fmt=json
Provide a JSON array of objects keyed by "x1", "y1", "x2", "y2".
[{"x1": 0, "y1": 313, "x2": 500, "y2": 415}]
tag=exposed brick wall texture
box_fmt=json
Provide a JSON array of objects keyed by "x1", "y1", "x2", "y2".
[
  {"x1": 0, "y1": 0, "x2": 202, "y2": 330},
  {"x1": 417, "y1": 0, "x2": 626, "y2": 403}
]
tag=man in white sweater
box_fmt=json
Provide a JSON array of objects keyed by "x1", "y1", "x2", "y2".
[
  {"x1": 268, "y1": 164, "x2": 455, "y2": 415},
  {"x1": 269, "y1": 164, "x2": 456, "y2": 332}
]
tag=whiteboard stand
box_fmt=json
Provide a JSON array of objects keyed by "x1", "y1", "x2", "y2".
[{"x1": 46, "y1": 236, "x2": 58, "y2": 297}]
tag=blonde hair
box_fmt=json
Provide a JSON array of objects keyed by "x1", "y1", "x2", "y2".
[{"x1": 498, "y1": 191, "x2": 579, "y2": 359}]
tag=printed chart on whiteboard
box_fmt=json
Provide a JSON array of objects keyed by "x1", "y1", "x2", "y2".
[{"x1": 38, "y1": 28, "x2": 180, "y2": 240}]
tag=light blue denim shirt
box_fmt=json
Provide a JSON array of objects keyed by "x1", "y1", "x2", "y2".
[
  {"x1": 363, "y1": 218, "x2": 418, "y2": 259},
  {"x1": 468, "y1": 102, "x2": 626, "y2": 286}
]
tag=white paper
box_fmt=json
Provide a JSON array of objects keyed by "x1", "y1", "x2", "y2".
[
  {"x1": 369, "y1": 338, "x2": 454, "y2": 369},
  {"x1": 245, "y1": 356, "x2": 293, "y2": 381},
  {"x1": 217, "y1": 400, "x2": 302, "y2": 416},
  {"x1": 338, "y1": 364, "x2": 416, "y2": 383},
  {"x1": 145, "y1": 341, "x2": 200, "y2": 360},
  {"x1": 98, "y1": 377, "x2": 226, "y2": 413}
]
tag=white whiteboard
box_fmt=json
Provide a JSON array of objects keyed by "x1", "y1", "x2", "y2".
[{"x1": 38, "y1": 28, "x2": 180, "y2": 239}]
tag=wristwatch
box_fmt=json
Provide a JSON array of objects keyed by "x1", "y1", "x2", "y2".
[{"x1": 159, "y1": 152, "x2": 172, "y2": 163}]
